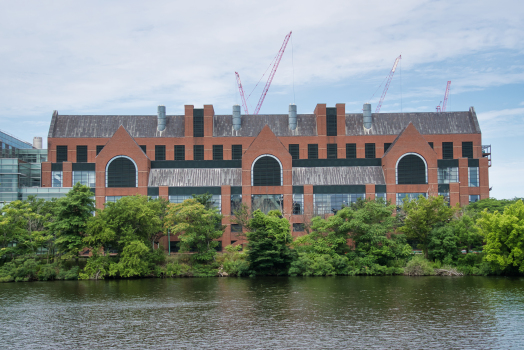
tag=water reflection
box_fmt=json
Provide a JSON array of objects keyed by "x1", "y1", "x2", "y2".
[{"x1": 1, "y1": 277, "x2": 524, "y2": 349}]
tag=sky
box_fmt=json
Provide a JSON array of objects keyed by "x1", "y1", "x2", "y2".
[{"x1": 0, "y1": 0, "x2": 523, "y2": 199}]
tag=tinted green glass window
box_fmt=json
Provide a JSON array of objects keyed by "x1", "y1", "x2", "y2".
[
  {"x1": 442, "y1": 142, "x2": 453, "y2": 159},
  {"x1": 326, "y1": 107, "x2": 337, "y2": 136},
  {"x1": 253, "y1": 156, "x2": 281, "y2": 186},
  {"x1": 213, "y1": 145, "x2": 223, "y2": 160},
  {"x1": 193, "y1": 145, "x2": 204, "y2": 160},
  {"x1": 397, "y1": 155, "x2": 426, "y2": 184},
  {"x1": 56, "y1": 146, "x2": 67, "y2": 162},
  {"x1": 232, "y1": 145, "x2": 242, "y2": 160},
  {"x1": 462, "y1": 142, "x2": 473, "y2": 158},
  {"x1": 327, "y1": 144, "x2": 337, "y2": 159},
  {"x1": 155, "y1": 145, "x2": 166, "y2": 161},
  {"x1": 174, "y1": 145, "x2": 185, "y2": 161},
  {"x1": 289, "y1": 144, "x2": 299, "y2": 160},
  {"x1": 346, "y1": 143, "x2": 356, "y2": 159},
  {"x1": 308, "y1": 144, "x2": 318, "y2": 159},
  {"x1": 76, "y1": 145, "x2": 87, "y2": 163},
  {"x1": 365, "y1": 143, "x2": 375, "y2": 159},
  {"x1": 193, "y1": 109, "x2": 204, "y2": 137},
  {"x1": 107, "y1": 157, "x2": 136, "y2": 187}
]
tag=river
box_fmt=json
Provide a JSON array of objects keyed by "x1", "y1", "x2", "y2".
[{"x1": 1, "y1": 276, "x2": 524, "y2": 349}]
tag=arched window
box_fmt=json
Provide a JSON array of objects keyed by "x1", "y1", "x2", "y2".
[
  {"x1": 396, "y1": 153, "x2": 427, "y2": 184},
  {"x1": 251, "y1": 155, "x2": 282, "y2": 186},
  {"x1": 106, "y1": 156, "x2": 137, "y2": 187}
]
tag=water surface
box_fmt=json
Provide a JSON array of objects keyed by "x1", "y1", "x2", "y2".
[{"x1": 1, "y1": 276, "x2": 523, "y2": 349}]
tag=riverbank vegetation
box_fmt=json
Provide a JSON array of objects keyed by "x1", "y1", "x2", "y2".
[{"x1": 1, "y1": 183, "x2": 524, "y2": 281}]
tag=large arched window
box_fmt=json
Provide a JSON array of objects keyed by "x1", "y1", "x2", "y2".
[
  {"x1": 251, "y1": 155, "x2": 283, "y2": 186},
  {"x1": 106, "y1": 156, "x2": 137, "y2": 187},
  {"x1": 396, "y1": 153, "x2": 427, "y2": 184}
]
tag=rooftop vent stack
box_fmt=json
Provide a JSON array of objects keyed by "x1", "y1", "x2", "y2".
[
  {"x1": 33, "y1": 137, "x2": 42, "y2": 149},
  {"x1": 289, "y1": 104, "x2": 297, "y2": 130},
  {"x1": 232, "y1": 105, "x2": 241, "y2": 130},
  {"x1": 157, "y1": 105, "x2": 166, "y2": 131},
  {"x1": 363, "y1": 103, "x2": 372, "y2": 129}
]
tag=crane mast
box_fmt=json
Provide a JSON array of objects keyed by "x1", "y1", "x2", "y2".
[
  {"x1": 235, "y1": 72, "x2": 249, "y2": 115},
  {"x1": 375, "y1": 55, "x2": 401, "y2": 113},
  {"x1": 442, "y1": 81, "x2": 451, "y2": 112},
  {"x1": 253, "y1": 31, "x2": 292, "y2": 115}
]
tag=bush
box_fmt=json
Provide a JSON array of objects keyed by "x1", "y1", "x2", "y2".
[{"x1": 404, "y1": 255, "x2": 435, "y2": 276}]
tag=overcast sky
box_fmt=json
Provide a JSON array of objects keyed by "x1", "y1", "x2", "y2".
[{"x1": 1, "y1": 0, "x2": 523, "y2": 199}]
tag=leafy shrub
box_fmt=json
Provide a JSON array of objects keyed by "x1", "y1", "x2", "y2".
[
  {"x1": 404, "y1": 255, "x2": 435, "y2": 276},
  {"x1": 57, "y1": 266, "x2": 80, "y2": 280}
]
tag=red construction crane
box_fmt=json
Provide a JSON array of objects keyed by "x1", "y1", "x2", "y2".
[
  {"x1": 235, "y1": 72, "x2": 249, "y2": 115},
  {"x1": 375, "y1": 55, "x2": 401, "y2": 113},
  {"x1": 253, "y1": 31, "x2": 292, "y2": 115},
  {"x1": 442, "y1": 81, "x2": 451, "y2": 112}
]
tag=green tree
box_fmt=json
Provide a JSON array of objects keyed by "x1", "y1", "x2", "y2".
[
  {"x1": 246, "y1": 210, "x2": 295, "y2": 276},
  {"x1": 47, "y1": 183, "x2": 95, "y2": 260},
  {"x1": 477, "y1": 199, "x2": 524, "y2": 274},
  {"x1": 164, "y1": 198, "x2": 224, "y2": 263},
  {"x1": 398, "y1": 195, "x2": 457, "y2": 259},
  {"x1": 428, "y1": 225, "x2": 460, "y2": 264},
  {"x1": 453, "y1": 211, "x2": 482, "y2": 253}
]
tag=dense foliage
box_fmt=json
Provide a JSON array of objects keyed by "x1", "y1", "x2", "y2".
[{"x1": 2, "y1": 184, "x2": 524, "y2": 282}]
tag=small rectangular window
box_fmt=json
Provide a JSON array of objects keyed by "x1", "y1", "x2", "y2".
[
  {"x1": 232, "y1": 145, "x2": 242, "y2": 160},
  {"x1": 213, "y1": 145, "x2": 223, "y2": 160},
  {"x1": 293, "y1": 223, "x2": 305, "y2": 232},
  {"x1": 231, "y1": 224, "x2": 242, "y2": 233},
  {"x1": 308, "y1": 144, "x2": 318, "y2": 159},
  {"x1": 193, "y1": 109, "x2": 204, "y2": 137},
  {"x1": 289, "y1": 144, "x2": 300, "y2": 160},
  {"x1": 469, "y1": 195, "x2": 480, "y2": 203},
  {"x1": 174, "y1": 145, "x2": 185, "y2": 161},
  {"x1": 56, "y1": 146, "x2": 67, "y2": 163},
  {"x1": 193, "y1": 145, "x2": 204, "y2": 160},
  {"x1": 327, "y1": 144, "x2": 337, "y2": 159},
  {"x1": 365, "y1": 143, "x2": 375, "y2": 159},
  {"x1": 346, "y1": 143, "x2": 356, "y2": 159},
  {"x1": 76, "y1": 145, "x2": 87, "y2": 163},
  {"x1": 96, "y1": 145, "x2": 104, "y2": 156},
  {"x1": 155, "y1": 145, "x2": 166, "y2": 161},
  {"x1": 140, "y1": 145, "x2": 146, "y2": 154},
  {"x1": 326, "y1": 107, "x2": 337, "y2": 136},
  {"x1": 384, "y1": 143, "x2": 392, "y2": 153},
  {"x1": 462, "y1": 142, "x2": 473, "y2": 158},
  {"x1": 442, "y1": 142, "x2": 453, "y2": 159},
  {"x1": 428, "y1": 142, "x2": 434, "y2": 149},
  {"x1": 468, "y1": 167, "x2": 479, "y2": 187}
]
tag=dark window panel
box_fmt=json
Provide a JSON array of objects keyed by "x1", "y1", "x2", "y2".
[
  {"x1": 213, "y1": 145, "x2": 223, "y2": 160},
  {"x1": 193, "y1": 109, "x2": 204, "y2": 137},
  {"x1": 346, "y1": 143, "x2": 356, "y2": 159},
  {"x1": 193, "y1": 145, "x2": 204, "y2": 160},
  {"x1": 107, "y1": 157, "x2": 136, "y2": 187},
  {"x1": 442, "y1": 142, "x2": 454, "y2": 159},
  {"x1": 327, "y1": 144, "x2": 337, "y2": 159},
  {"x1": 56, "y1": 146, "x2": 67, "y2": 163},
  {"x1": 231, "y1": 224, "x2": 242, "y2": 233},
  {"x1": 308, "y1": 144, "x2": 318, "y2": 159},
  {"x1": 174, "y1": 145, "x2": 185, "y2": 161},
  {"x1": 76, "y1": 145, "x2": 87, "y2": 163},
  {"x1": 365, "y1": 143, "x2": 376, "y2": 159},
  {"x1": 232, "y1": 145, "x2": 243, "y2": 160},
  {"x1": 462, "y1": 142, "x2": 473, "y2": 158},
  {"x1": 289, "y1": 144, "x2": 300, "y2": 160},
  {"x1": 326, "y1": 107, "x2": 337, "y2": 136},
  {"x1": 155, "y1": 145, "x2": 166, "y2": 161},
  {"x1": 428, "y1": 142, "x2": 434, "y2": 149},
  {"x1": 253, "y1": 156, "x2": 281, "y2": 186},
  {"x1": 397, "y1": 155, "x2": 427, "y2": 184},
  {"x1": 140, "y1": 145, "x2": 146, "y2": 154},
  {"x1": 293, "y1": 223, "x2": 305, "y2": 232},
  {"x1": 384, "y1": 143, "x2": 392, "y2": 153},
  {"x1": 96, "y1": 145, "x2": 104, "y2": 156}
]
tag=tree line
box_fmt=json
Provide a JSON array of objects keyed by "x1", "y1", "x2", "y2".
[{"x1": 1, "y1": 183, "x2": 523, "y2": 281}]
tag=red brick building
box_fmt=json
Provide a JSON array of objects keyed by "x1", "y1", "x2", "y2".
[{"x1": 42, "y1": 103, "x2": 490, "y2": 250}]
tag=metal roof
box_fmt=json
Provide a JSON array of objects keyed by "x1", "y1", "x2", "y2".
[{"x1": 293, "y1": 166, "x2": 385, "y2": 186}]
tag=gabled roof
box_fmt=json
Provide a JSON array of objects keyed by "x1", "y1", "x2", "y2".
[
  {"x1": 48, "y1": 113, "x2": 185, "y2": 138},
  {"x1": 213, "y1": 114, "x2": 317, "y2": 137},
  {"x1": 345, "y1": 108, "x2": 480, "y2": 135}
]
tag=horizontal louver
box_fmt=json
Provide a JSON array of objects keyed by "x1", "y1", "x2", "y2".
[
  {"x1": 76, "y1": 145, "x2": 87, "y2": 163},
  {"x1": 462, "y1": 142, "x2": 473, "y2": 158},
  {"x1": 193, "y1": 109, "x2": 204, "y2": 137},
  {"x1": 56, "y1": 146, "x2": 67, "y2": 163},
  {"x1": 326, "y1": 108, "x2": 337, "y2": 136},
  {"x1": 397, "y1": 155, "x2": 426, "y2": 184},
  {"x1": 174, "y1": 145, "x2": 185, "y2": 160},
  {"x1": 442, "y1": 142, "x2": 454, "y2": 159},
  {"x1": 253, "y1": 156, "x2": 281, "y2": 186},
  {"x1": 327, "y1": 144, "x2": 337, "y2": 159},
  {"x1": 289, "y1": 144, "x2": 299, "y2": 160},
  {"x1": 155, "y1": 145, "x2": 166, "y2": 161},
  {"x1": 232, "y1": 145, "x2": 242, "y2": 160},
  {"x1": 107, "y1": 157, "x2": 136, "y2": 187},
  {"x1": 346, "y1": 143, "x2": 356, "y2": 159},
  {"x1": 365, "y1": 143, "x2": 375, "y2": 159},
  {"x1": 193, "y1": 145, "x2": 204, "y2": 160},
  {"x1": 308, "y1": 144, "x2": 318, "y2": 159},
  {"x1": 213, "y1": 145, "x2": 223, "y2": 160}
]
